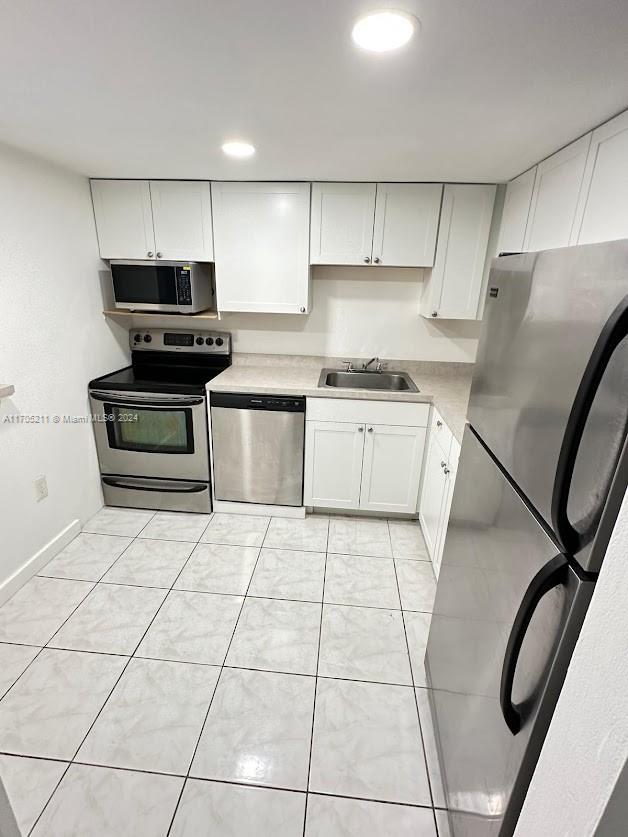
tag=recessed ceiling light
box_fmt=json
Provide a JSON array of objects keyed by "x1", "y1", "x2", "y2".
[
  {"x1": 352, "y1": 10, "x2": 417, "y2": 53},
  {"x1": 222, "y1": 141, "x2": 256, "y2": 159}
]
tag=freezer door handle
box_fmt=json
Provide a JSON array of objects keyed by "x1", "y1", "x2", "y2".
[
  {"x1": 552, "y1": 294, "x2": 628, "y2": 553},
  {"x1": 500, "y1": 554, "x2": 569, "y2": 735}
]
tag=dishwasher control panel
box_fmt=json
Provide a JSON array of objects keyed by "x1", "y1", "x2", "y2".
[{"x1": 210, "y1": 392, "x2": 305, "y2": 412}]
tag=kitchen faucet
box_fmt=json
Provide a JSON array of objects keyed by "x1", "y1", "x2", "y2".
[
  {"x1": 363, "y1": 356, "x2": 385, "y2": 372},
  {"x1": 341, "y1": 357, "x2": 386, "y2": 373}
]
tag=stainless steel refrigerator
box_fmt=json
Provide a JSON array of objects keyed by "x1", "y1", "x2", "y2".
[{"x1": 425, "y1": 240, "x2": 628, "y2": 837}]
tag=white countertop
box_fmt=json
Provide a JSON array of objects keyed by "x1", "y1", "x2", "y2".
[{"x1": 207, "y1": 354, "x2": 473, "y2": 442}]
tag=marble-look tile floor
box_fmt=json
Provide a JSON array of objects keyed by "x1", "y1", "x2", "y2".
[{"x1": 0, "y1": 508, "x2": 451, "y2": 837}]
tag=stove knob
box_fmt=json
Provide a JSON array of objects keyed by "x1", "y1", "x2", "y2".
[
  {"x1": 143, "y1": 334, "x2": 152, "y2": 343},
  {"x1": 195, "y1": 336, "x2": 204, "y2": 345},
  {"x1": 215, "y1": 337, "x2": 224, "y2": 347},
  {"x1": 133, "y1": 333, "x2": 141, "y2": 342},
  {"x1": 205, "y1": 337, "x2": 214, "y2": 346}
]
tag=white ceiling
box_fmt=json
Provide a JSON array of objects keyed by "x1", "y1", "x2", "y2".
[{"x1": 1, "y1": 0, "x2": 628, "y2": 182}]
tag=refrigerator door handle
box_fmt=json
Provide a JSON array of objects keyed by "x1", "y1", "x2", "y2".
[
  {"x1": 500, "y1": 554, "x2": 570, "y2": 735},
  {"x1": 551, "y1": 294, "x2": 628, "y2": 553}
]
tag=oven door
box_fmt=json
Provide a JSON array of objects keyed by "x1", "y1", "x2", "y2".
[{"x1": 89, "y1": 390, "x2": 209, "y2": 481}]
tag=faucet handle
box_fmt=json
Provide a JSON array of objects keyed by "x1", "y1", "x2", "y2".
[
  {"x1": 342, "y1": 360, "x2": 354, "y2": 371},
  {"x1": 376, "y1": 360, "x2": 387, "y2": 372}
]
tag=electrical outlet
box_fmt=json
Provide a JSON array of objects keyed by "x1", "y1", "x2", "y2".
[{"x1": 34, "y1": 475, "x2": 48, "y2": 502}]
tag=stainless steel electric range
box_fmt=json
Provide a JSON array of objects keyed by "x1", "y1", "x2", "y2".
[{"x1": 88, "y1": 328, "x2": 231, "y2": 513}]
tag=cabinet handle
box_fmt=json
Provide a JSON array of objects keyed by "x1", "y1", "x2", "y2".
[
  {"x1": 373, "y1": 257, "x2": 381, "y2": 264},
  {"x1": 367, "y1": 427, "x2": 373, "y2": 433},
  {"x1": 364, "y1": 256, "x2": 371, "y2": 263},
  {"x1": 358, "y1": 426, "x2": 364, "y2": 433},
  {"x1": 432, "y1": 311, "x2": 438, "y2": 318},
  {"x1": 156, "y1": 252, "x2": 163, "y2": 259},
  {"x1": 444, "y1": 467, "x2": 450, "y2": 475},
  {"x1": 441, "y1": 461, "x2": 447, "y2": 468},
  {"x1": 147, "y1": 251, "x2": 154, "y2": 257},
  {"x1": 436, "y1": 420, "x2": 443, "y2": 428},
  {"x1": 300, "y1": 306, "x2": 306, "y2": 313}
]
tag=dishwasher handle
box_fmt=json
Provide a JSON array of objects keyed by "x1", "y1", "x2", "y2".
[{"x1": 210, "y1": 392, "x2": 305, "y2": 412}]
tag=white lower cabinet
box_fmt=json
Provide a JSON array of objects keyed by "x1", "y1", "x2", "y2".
[
  {"x1": 360, "y1": 424, "x2": 426, "y2": 514},
  {"x1": 418, "y1": 428, "x2": 449, "y2": 560},
  {"x1": 304, "y1": 399, "x2": 429, "y2": 514},
  {"x1": 303, "y1": 421, "x2": 365, "y2": 510},
  {"x1": 419, "y1": 409, "x2": 460, "y2": 578}
]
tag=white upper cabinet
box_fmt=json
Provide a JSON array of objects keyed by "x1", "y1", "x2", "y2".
[
  {"x1": 91, "y1": 180, "x2": 155, "y2": 259},
  {"x1": 573, "y1": 110, "x2": 628, "y2": 245},
  {"x1": 310, "y1": 183, "x2": 376, "y2": 265},
  {"x1": 310, "y1": 182, "x2": 442, "y2": 267},
  {"x1": 497, "y1": 167, "x2": 536, "y2": 254},
  {"x1": 91, "y1": 179, "x2": 213, "y2": 261},
  {"x1": 523, "y1": 134, "x2": 591, "y2": 251},
  {"x1": 149, "y1": 181, "x2": 213, "y2": 261},
  {"x1": 421, "y1": 184, "x2": 496, "y2": 320},
  {"x1": 211, "y1": 182, "x2": 311, "y2": 314},
  {"x1": 372, "y1": 183, "x2": 442, "y2": 267}
]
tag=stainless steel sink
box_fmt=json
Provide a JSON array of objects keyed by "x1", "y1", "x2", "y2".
[{"x1": 318, "y1": 368, "x2": 418, "y2": 392}]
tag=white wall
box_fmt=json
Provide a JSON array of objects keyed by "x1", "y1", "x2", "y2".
[
  {"x1": 0, "y1": 142, "x2": 128, "y2": 595},
  {"x1": 514, "y1": 487, "x2": 628, "y2": 837},
  {"x1": 220, "y1": 266, "x2": 481, "y2": 363}
]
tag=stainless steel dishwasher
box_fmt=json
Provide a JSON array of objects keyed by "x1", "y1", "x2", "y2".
[{"x1": 210, "y1": 393, "x2": 305, "y2": 506}]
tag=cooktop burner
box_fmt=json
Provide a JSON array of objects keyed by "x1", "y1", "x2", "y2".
[{"x1": 89, "y1": 329, "x2": 232, "y2": 396}]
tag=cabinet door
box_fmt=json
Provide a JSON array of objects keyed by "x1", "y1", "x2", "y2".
[
  {"x1": 360, "y1": 424, "x2": 426, "y2": 514},
  {"x1": 433, "y1": 437, "x2": 460, "y2": 579},
  {"x1": 310, "y1": 183, "x2": 376, "y2": 265},
  {"x1": 372, "y1": 183, "x2": 442, "y2": 267},
  {"x1": 523, "y1": 134, "x2": 591, "y2": 251},
  {"x1": 91, "y1": 180, "x2": 155, "y2": 259},
  {"x1": 304, "y1": 421, "x2": 365, "y2": 510},
  {"x1": 149, "y1": 181, "x2": 213, "y2": 261},
  {"x1": 419, "y1": 431, "x2": 449, "y2": 561},
  {"x1": 573, "y1": 110, "x2": 628, "y2": 245},
  {"x1": 211, "y1": 182, "x2": 310, "y2": 313},
  {"x1": 422, "y1": 184, "x2": 496, "y2": 320},
  {"x1": 497, "y1": 167, "x2": 536, "y2": 254}
]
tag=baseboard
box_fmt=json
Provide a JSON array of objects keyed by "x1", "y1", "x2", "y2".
[
  {"x1": 0, "y1": 519, "x2": 81, "y2": 606},
  {"x1": 213, "y1": 501, "x2": 306, "y2": 519}
]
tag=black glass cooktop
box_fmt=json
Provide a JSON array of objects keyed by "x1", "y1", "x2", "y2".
[{"x1": 89, "y1": 352, "x2": 231, "y2": 396}]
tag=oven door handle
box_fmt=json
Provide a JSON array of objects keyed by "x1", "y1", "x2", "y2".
[
  {"x1": 102, "y1": 477, "x2": 207, "y2": 494},
  {"x1": 90, "y1": 392, "x2": 204, "y2": 408}
]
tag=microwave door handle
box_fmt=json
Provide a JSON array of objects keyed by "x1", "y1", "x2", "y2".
[
  {"x1": 551, "y1": 294, "x2": 628, "y2": 553},
  {"x1": 90, "y1": 392, "x2": 204, "y2": 408}
]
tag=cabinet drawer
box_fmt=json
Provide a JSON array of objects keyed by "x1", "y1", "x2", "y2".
[
  {"x1": 430, "y1": 407, "x2": 453, "y2": 457},
  {"x1": 306, "y1": 397, "x2": 429, "y2": 427}
]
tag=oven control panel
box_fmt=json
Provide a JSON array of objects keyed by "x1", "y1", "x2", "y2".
[{"x1": 130, "y1": 329, "x2": 231, "y2": 354}]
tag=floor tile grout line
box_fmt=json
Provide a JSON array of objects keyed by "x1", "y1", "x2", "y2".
[
  {"x1": 165, "y1": 516, "x2": 273, "y2": 836},
  {"x1": 388, "y1": 519, "x2": 438, "y2": 812},
  {"x1": 302, "y1": 516, "x2": 330, "y2": 836},
  {"x1": 0, "y1": 573, "x2": 101, "y2": 706},
  {"x1": 27, "y1": 520, "x2": 208, "y2": 835},
  {"x1": 27, "y1": 577, "x2": 434, "y2": 614},
  {"x1": 0, "y1": 747, "x2": 446, "y2": 812},
  {"x1": 17, "y1": 562, "x2": 135, "y2": 836}
]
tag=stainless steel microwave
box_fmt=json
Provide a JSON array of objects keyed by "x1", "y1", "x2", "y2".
[{"x1": 110, "y1": 260, "x2": 214, "y2": 313}]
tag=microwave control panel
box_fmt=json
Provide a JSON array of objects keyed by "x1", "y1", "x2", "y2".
[
  {"x1": 175, "y1": 267, "x2": 192, "y2": 306},
  {"x1": 130, "y1": 329, "x2": 231, "y2": 354}
]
